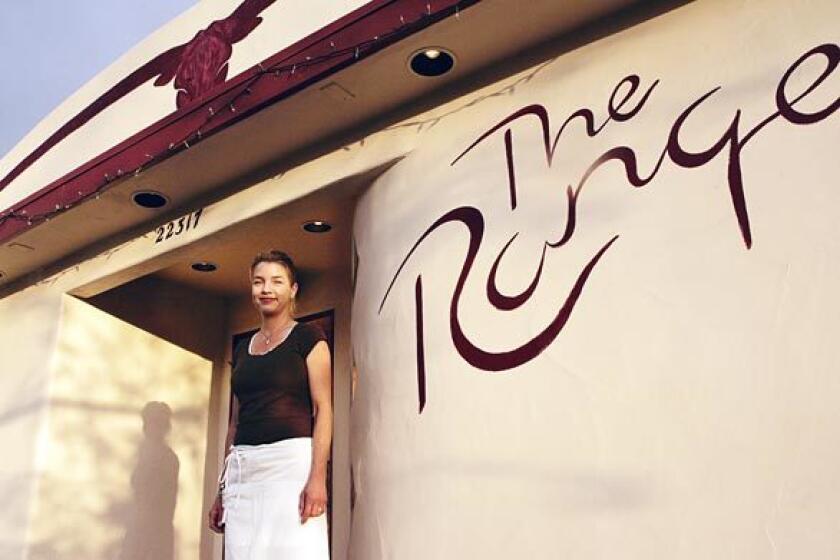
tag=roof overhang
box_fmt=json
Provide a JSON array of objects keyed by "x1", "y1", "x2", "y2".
[{"x1": 0, "y1": 0, "x2": 643, "y2": 292}]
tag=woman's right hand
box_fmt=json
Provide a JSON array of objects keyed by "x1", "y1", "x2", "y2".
[{"x1": 208, "y1": 494, "x2": 225, "y2": 533}]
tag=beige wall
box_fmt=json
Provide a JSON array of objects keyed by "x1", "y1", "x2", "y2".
[
  {"x1": 0, "y1": 289, "x2": 63, "y2": 559},
  {"x1": 350, "y1": 0, "x2": 840, "y2": 558},
  {"x1": 24, "y1": 295, "x2": 213, "y2": 560},
  {"x1": 88, "y1": 276, "x2": 230, "y2": 560}
]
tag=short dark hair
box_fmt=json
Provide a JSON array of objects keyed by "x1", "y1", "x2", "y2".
[{"x1": 250, "y1": 250, "x2": 297, "y2": 285}]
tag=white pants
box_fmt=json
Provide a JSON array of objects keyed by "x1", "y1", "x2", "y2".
[{"x1": 221, "y1": 437, "x2": 329, "y2": 560}]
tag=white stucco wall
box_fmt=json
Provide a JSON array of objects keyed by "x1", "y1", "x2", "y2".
[
  {"x1": 0, "y1": 280, "x2": 220, "y2": 560},
  {"x1": 24, "y1": 295, "x2": 213, "y2": 560},
  {"x1": 0, "y1": 289, "x2": 63, "y2": 559},
  {"x1": 350, "y1": 0, "x2": 840, "y2": 558}
]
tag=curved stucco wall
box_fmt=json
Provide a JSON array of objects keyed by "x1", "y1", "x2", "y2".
[{"x1": 350, "y1": 0, "x2": 840, "y2": 558}]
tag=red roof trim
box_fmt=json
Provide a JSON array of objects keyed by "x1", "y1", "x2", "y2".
[{"x1": 0, "y1": 0, "x2": 479, "y2": 243}]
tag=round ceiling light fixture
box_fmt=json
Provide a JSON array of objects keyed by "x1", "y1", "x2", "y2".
[
  {"x1": 191, "y1": 261, "x2": 218, "y2": 272},
  {"x1": 132, "y1": 190, "x2": 169, "y2": 209},
  {"x1": 302, "y1": 220, "x2": 332, "y2": 233},
  {"x1": 409, "y1": 47, "x2": 455, "y2": 77}
]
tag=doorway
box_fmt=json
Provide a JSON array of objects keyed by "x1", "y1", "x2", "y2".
[{"x1": 82, "y1": 180, "x2": 361, "y2": 560}]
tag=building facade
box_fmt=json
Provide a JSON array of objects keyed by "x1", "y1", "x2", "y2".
[{"x1": 1, "y1": 0, "x2": 838, "y2": 558}]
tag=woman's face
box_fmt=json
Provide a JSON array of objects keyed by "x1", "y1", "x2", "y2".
[{"x1": 251, "y1": 261, "x2": 297, "y2": 316}]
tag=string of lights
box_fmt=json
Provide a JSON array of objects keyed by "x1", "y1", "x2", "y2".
[{"x1": 0, "y1": 1, "x2": 467, "y2": 234}]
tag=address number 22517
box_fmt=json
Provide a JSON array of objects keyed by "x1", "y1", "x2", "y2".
[{"x1": 155, "y1": 208, "x2": 203, "y2": 243}]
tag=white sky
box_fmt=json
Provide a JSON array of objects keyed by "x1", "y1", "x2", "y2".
[{"x1": 0, "y1": 0, "x2": 197, "y2": 159}]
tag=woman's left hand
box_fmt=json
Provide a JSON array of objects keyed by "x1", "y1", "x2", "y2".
[{"x1": 299, "y1": 475, "x2": 327, "y2": 524}]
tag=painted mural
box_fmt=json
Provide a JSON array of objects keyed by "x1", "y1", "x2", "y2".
[
  {"x1": 378, "y1": 42, "x2": 838, "y2": 413},
  {"x1": 351, "y1": 1, "x2": 840, "y2": 558}
]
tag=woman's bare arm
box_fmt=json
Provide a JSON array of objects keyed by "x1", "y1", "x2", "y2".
[
  {"x1": 300, "y1": 340, "x2": 332, "y2": 523},
  {"x1": 224, "y1": 395, "x2": 240, "y2": 458}
]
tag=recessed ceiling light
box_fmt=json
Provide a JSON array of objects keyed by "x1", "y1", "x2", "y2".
[
  {"x1": 409, "y1": 47, "x2": 455, "y2": 77},
  {"x1": 191, "y1": 261, "x2": 218, "y2": 272},
  {"x1": 132, "y1": 190, "x2": 169, "y2": 209},
  {"x1": 302, "y1": 220, "x2": 332, "y2": 233}
]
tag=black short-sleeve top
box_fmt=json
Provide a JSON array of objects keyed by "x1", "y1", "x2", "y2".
[{"x1": 231, "y1": 322, "x2": 327, "y2": 446}]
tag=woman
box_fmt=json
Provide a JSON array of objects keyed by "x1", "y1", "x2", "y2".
[{"x1": 208, "y1": 250, "x2": 332, "y2": 560}]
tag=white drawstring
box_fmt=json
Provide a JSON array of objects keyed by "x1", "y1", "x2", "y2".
[{"x1": 219, "y1": 446, "x2": 245, "y2": 524}]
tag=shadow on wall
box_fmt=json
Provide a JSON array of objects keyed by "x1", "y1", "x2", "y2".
[
  {"x1": 117, "y1": 402, "x2": 179, "y2": 560},
  {"x1": 27, "y1": 398, "x2": 189, "y2": 560},
  {"x1": 24, "y1": 295, "x2": 212, "y2": 560}
]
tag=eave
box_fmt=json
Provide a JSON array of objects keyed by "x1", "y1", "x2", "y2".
[{"x1": 0, "y1": 0, "x2": 640, "y2": 292}]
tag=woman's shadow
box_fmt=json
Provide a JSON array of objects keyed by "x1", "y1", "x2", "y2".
[{"x1": 118, "y1": 401, "x2": 180, "y2": 560}]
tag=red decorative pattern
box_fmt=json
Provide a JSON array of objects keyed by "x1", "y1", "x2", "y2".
[{"x1": 0, "y1": 0, "x2": 275, "y2": 192}]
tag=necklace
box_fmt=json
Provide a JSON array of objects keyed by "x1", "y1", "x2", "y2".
[{"x1": 258, "y1": 320, "x2": 296, "y2": 346}]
